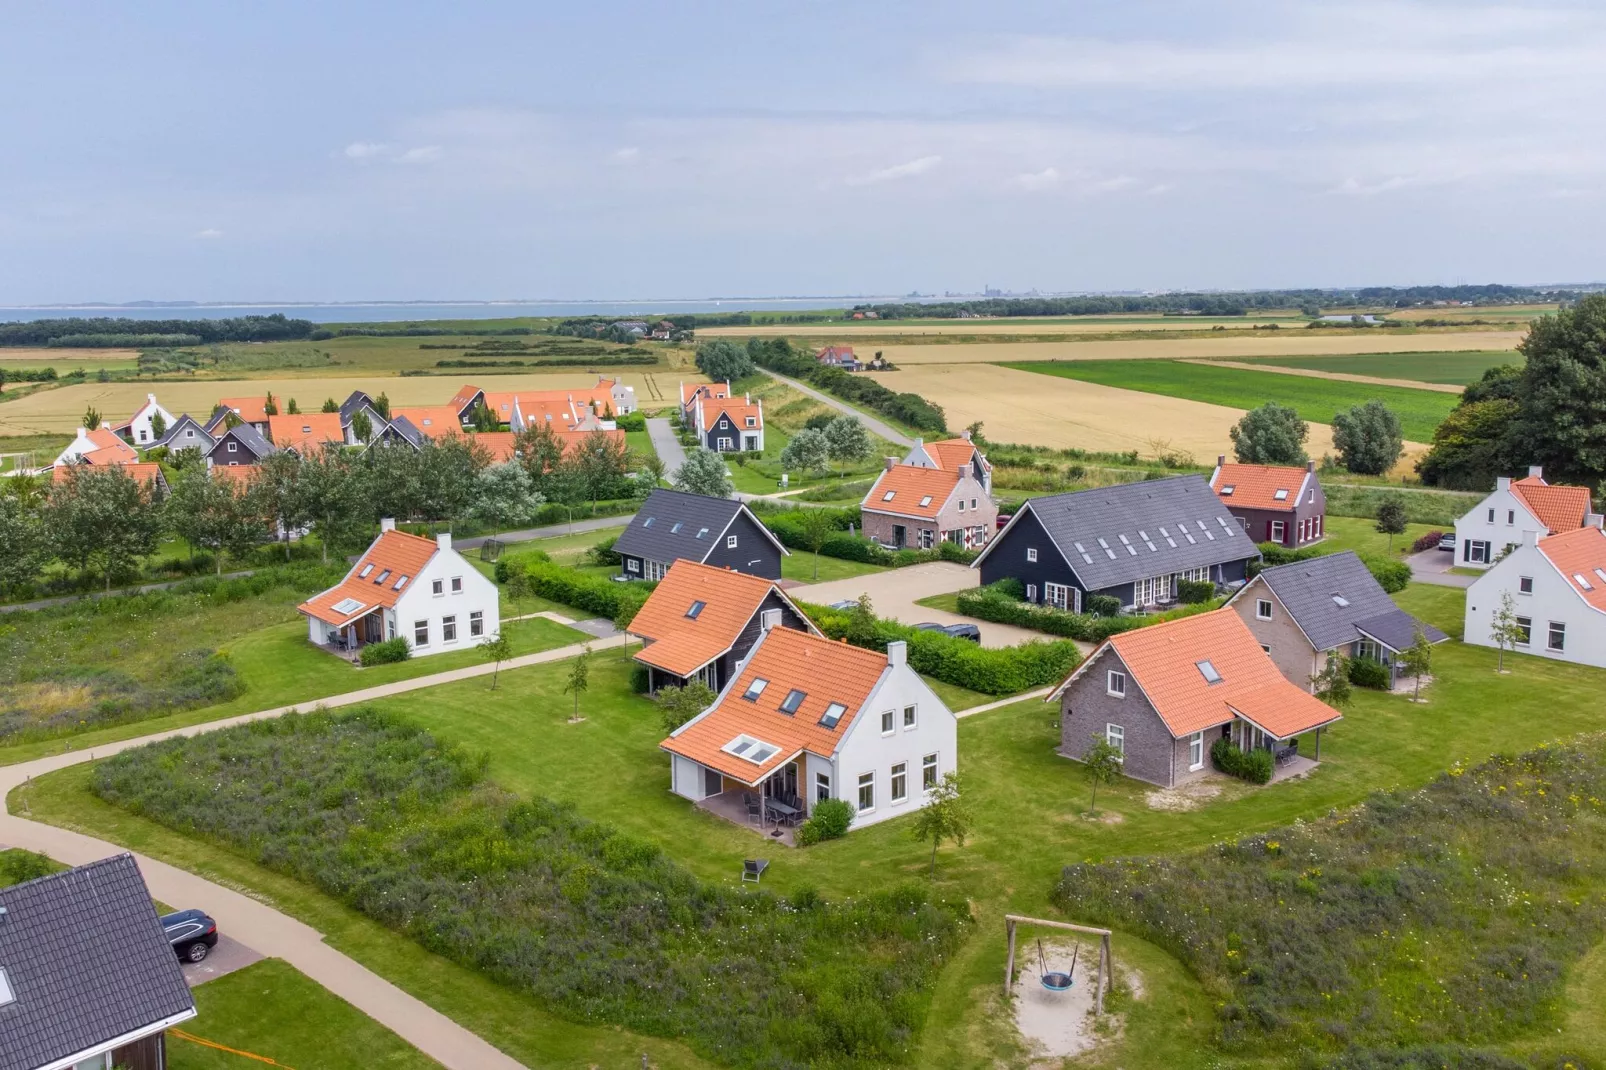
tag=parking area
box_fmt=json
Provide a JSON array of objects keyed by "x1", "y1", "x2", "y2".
[
  {"x1": 180, "y1": 932, "x2": 264, "y2": 986},
  {"x1": 1406, "y1": 547, "x2": 1477, "y2": 588},
  {"x1": 791, "y1": 561, "x2": 1061, "y2": 649}
]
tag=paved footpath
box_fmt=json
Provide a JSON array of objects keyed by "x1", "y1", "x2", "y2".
[
  {"x1": 0, "y1": 630, "x2": 630, "y2": 1070},
  {"x1": 645, "y1": 416, "x2": 688, "y2": 477},
  {"x1": 761, "y1": 371, "x2": 913, "y2": 447}
]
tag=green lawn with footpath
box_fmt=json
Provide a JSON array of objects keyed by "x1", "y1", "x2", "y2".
[
  {"x1": 173, "y1": 959, "x2": 440, "y2": 1070},
  {"x1": 1231, "y1": 349, "x2": 1518, "y2": 385},
  {"x1": 1002, "y1": 358, "x2": 1459, "y2": 441},
  {"x1": 16, "y1": 577, "x2": 1606, "y2": 1068}
]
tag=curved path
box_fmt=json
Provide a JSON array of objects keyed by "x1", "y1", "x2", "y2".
[
  {"x1": 1, "y1": 631, "x2": 629, "y2": 1070},
  {"x1": 761, "y1": 371, "x2": 913, "y2": 447}
]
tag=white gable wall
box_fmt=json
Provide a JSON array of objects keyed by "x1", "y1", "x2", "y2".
[
  {"x1": 1464, "y1": 535, "x2": 1606, "y2": 668},
  {"x1": 1455, "y1": 480, "x2": 1543, "y2": 569},
  {"x1": 833, "y1": 660, "x2": 957, "y2": 830},
  {"x1": 392, "y1": 538, "x2": 502, "y2": 656}
]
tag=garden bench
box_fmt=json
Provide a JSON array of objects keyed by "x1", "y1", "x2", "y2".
[{"x1": 743, "y1": 859, "x2": 769, "y2": 884}]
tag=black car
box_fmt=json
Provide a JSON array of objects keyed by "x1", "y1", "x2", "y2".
[
  {"x1": 161, "y1": 909, "x2": 219, "y2": 963},
  {"x1": 914, "y1": 622, "x2": 982, "y2": 643}
]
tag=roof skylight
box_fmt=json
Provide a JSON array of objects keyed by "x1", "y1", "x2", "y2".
[
  {"x1": 359, "y1": 564, "x2": 374, "y2": 578},
  {"x1": 1196, "y1": 660, "x2": 1222, "y2": 684},
  {"x1": 1576, "y1": 573, "x2": 1595, "y2": 591},
  {"x1": 1273, "y1": 489, "x2": 1289, "y2": 500},
  {"x1": 643, "y1": 517, "x2": 655, "y2": 527},
  {"x1": 742, "y1": 678, "x2": 768, "y2": 701},
  {"x1": 883, "y1": 490, "x2": 896, "y2": 501},
  {"x1": 393, "y1": 575, "x2": 408, "y2": 591},
  {"x1": 779, "y1": 689, "x2": 806, "y2": 714},
  {"x1": 696, "y1": 527, "x2": 709, "y2": 539},
  {"x1": 919, "y1": 495, "x2": 933, "y2": 507},
  {"x1": 723, "y1": 734, "x2": 779, "y2": 765},
  {"x1": 670, "y1": 522, "x2": 683, "y2": 534},
  {"x1": 374, "y1": 569, "x2": 391, "y2": 584},
  {"x1": 1220, "y1": 485, "x2": 1235, "y2": 495},
  {"x1": 687, "y1": 600, "x2": 706, "y2": 619},
  {"x1": 819, "y1": 702, "x2": 847, "y2": 728},
  {"x1": 1332, "y1": 594, "x2": 1350, "y2": 607},
  {"x1": 331, "y1": 597, "x2": 365, "y2": 615}
]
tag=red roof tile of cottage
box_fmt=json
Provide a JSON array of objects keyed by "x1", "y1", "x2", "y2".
[
  {"x1": 1537, "y1": 526, "x2": 1606, "y2": 614},
  {"x1": 390, "y1": 407, "x2": 465, "y2": 438},
  {"x1": 298, "y1": 529, "x2": 441, "y2": 627},
  {"x1": 267, "y1": 413, "x2": 345, "y2": 454},
  {"x1": 924, "y1": 438, "x2": 987, "y2": 473},
  {"x1": 1512, "y1": 476, "x2": 1593, "y2": 535},
  {"x1": 1209, "y1": 463, "x2": 1311, "y2": 512},
  {"x1": 862, "y1": 463, "x2": 960, "y2": 521},
  {"x1": 216, "y1": 397, "x2": 272, "y2": 424},
  {"x1": 630, "y1": 560, "x2": 809, "y2": 677},
  {"x1": 51, "y1": 462, "x2": 165, "y2": 489},
  {"x1": 702, "y1": 398, "x2": 762, "y2": 431}
]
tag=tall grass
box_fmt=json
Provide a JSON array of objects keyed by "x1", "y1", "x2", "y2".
[{"x1": 91, "y1": 708, "x2": 968, "y2": 1070}]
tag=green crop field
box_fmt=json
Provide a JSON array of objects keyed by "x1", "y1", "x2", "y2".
[
  {"x1": 1231, "y1": 349, "x2": 1519, "y2": 385},
  {"x1": 1003, "y1": 358, "x2": 1459, "y2": 441}
]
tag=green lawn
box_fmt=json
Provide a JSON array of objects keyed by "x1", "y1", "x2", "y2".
[
  {"x1": 1318, "y1": 514, "x2": 1443, "y2": 558},
  {"x1": 779, "y1": 549, "x2": 886, "y2": 584},
  {"x1": 1232, "y1": 349, "x2": 1518, "y2": 385},
  {"x1": 174, "y1": 959, "x2": 440, "y2": 1070},
  {"x1": 625, "y1": 427, "x2": 655, "y2": 459},
  {"x1": 1003, "y1": 359, "x2": 1459, "y2": 441},
  {"x1": 17, "y1": 585, "x2": 1606, "y2": 1068}
]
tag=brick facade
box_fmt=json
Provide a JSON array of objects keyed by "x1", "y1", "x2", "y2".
[
  {"x1": 1057, "y1": 650, "x2": 1218, "y2": 788},
  {"x1": 1228, "y1": 576, "x2": 1325, "y2": 691}
]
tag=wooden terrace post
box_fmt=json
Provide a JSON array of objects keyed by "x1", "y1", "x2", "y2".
[{"x1": 1003, "y1": 917, "x2": 1018, "y2": 997}]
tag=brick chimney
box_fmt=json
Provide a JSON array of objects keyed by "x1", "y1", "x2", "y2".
[{"x1": 1217, "y1": 454, "x2": 1226, "y2": 467}]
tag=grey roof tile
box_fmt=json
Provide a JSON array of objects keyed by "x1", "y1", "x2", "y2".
[
  {"x1": 1258, "y1": 550, "x2": 1447, "y2": 652},
  {"x1": 615, "y1": 489, "x2": 780, "y2": 565},
  {"x1": 0, "y1": 855, "x2": 194, "y2": 1070}
]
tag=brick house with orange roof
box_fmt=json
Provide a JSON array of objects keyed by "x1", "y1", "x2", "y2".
[
  {"x1": 661, "y1": 626, "x2": 957, "y2": 834},
  {"x1": 1208, "y1": 456, "x2": 1326, "y2": 548},
  {"x1": 861, "y1": 457, "x2": 994, "y2": 551},
  {"x1": 629, "y1": 560, "x2": 818, "y2": 693},
  {"x1": 1465, "y1": 525, "x2": 1606, "y2": 668},
  {"x1": 902, "y1": 432, "x2": 993, "y2": 495},
  {"x1": 297, "y1": 520, "x2": 499, "y2": 658},
  {"x1": 1453, "y1": 465, "x2": 1602, "y2": 568},
  {"x1": 1050, "y1": 608, "x2": 1343, "y2": 788}
]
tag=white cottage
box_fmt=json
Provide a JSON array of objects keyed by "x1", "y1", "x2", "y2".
[
  {"x1": 297, "y1": 521, "x2": 500, "y2": 657},
  {"x1": 1465, "y1": 526, "x2": 1606, "y2": 669},
  {"x1": 1452, "y1": 466, "x2": 1601, "y2": 568},
  {"x1": 660, "y1": 624, "x2": 957, "y2": 833},
  {"x1": 110, "y1": 393, "x2": 177, "y2": 447}
]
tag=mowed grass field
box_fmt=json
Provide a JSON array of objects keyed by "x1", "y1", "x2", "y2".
[
  {"x1": 1230, "y1": 349, "x2": 1518, "y2": 385},
  {"x1": 1003, "y1": 358, "x2": 1459, "y2": 442},
  {"x1": 863, "y1": 329, "x2": 1522, "y2": 365}
]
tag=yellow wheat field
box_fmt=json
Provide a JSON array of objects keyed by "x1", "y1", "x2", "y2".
[
  {"x1": 865, "y1": 331, "x2": 1523, "y2": 365},
  {"x1": 888, "y1": 363, "x2": 1426, "y2": 473},
  {"x1": 0, "y1": 347, "x2": 139, "y2": 363},
  {"x1": 699, "y1": 318, "x2": 1294, "y2": 338},
  {"x1": 0, "y1": 370, "x2": 703, "y2": 436}
]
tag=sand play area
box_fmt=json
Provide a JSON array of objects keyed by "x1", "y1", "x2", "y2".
[{"x1": 1010, "y1": 937, "x2": 1132, "y2": 1061}]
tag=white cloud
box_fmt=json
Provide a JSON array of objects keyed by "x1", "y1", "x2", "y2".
[
  {"x1": 1012, "y1": 167, "x2": 1060, "y2": 190},
  {"x1": 194, "y1": 227, "x2": 223, "y2": 239},
  {"x1": 398, "y1": 145, "x2": 443, "y2": 164},
  {"x1": 341, "y1": 142, "x2": 442, "y2": 164},
  {"x1": 344, "y1": 141, "x2": 389, "y2": 160},
  {"x1": 846, "y1": 154, "x2": 942, "y2": 186},
  {"x1": 611, "y1": 146, "x2": 641, "y2": 164}
]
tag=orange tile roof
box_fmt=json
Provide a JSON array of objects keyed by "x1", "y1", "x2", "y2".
[
  {"x1": 1512, "y1": 477, "x2": 1593, "y2": 535},
  {"x1": 209, "y1": 465, "x2": 258, "y2": 486},
  {"x1": 391, "y1": 407, "x2": 464, "y2": 438},
  {"x1": 555, "y1": 428, "x2": 626, "y2": 453},
  {"x1": 862, "y1": 463, "x2": 960, "y2": 520},
  {"x1": 1056, "y1": 609, "x2": 1341, "y2": 739},
  {"x1": 450, "y1": 384, "x2": 483, "y2": 410},
  {"x1": 473, "y1": 431, "x2": 518, "y2": 464},
  {"x1": 217, "y1": 397, "x2": 271, "y2": 424},
  {"x1": 630, "y1": 560, "x2": 807, "y2": 676},
  {"x1": 1537, "y1": 526, "x2": 1606, "y2": 613},
  {"x1": 52, "y1": 462, "x2": 165, "y2": 488},
  {"x1": 703, "y1": 399, "x2": 762, "y2": 431},
  {"x1": 681, "y1": 381, "x2": 729, "y2": 406},
  {"x1": 77, "y1": 428, "x2": 138, "y2": 464},
  {"x1": 925, "y1": 439, "x2": 987, "y2": 473},
  {"x1": 299, "y1": 528, "x2": 441, "y2": 627},
  {"x1": 1210, "y1": 463, "x2": 1309, "y2": 512},
  {"x1": 268, "y1": 413, "x2": 345, "y2": 453},
  {"x1": 662, "y1": 627, "x2": 890, "y2": 785}
]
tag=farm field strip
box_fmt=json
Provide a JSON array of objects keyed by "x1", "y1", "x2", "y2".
[
  {"x1": 1186, "y1": 359, "x2": 1464, "y2": 394},
  {"x1": 858, "y1": 330, "x2": 1522, "y2": 365},
  {"x1": 1220, "y1": 348, "x2": 1517, "y2": 385},
  {"x1": 699, "y1": 317, "x2": 1301, "y2": 337},
  {"x1": 1001, "y1": 358, "x2": 1458, "y2": 442}
]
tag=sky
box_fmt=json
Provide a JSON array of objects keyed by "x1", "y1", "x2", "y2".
[{"x1": 2, "y1": 0, "x2": 1604, "y2": 303}]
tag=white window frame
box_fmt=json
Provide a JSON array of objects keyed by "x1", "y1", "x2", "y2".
[
  {"x1": 1515, "y1": 615, "x2": 1532, "y2": 646},
  {"x1": 1026, "y1": 583, "x2": 1037, "y2": 602},
  {"x1": 1045, "y1": 581, "x2": 1072, "y2": 611},
  {"x1": 1270, "y1": 520, "x2": 1286, "y2": 542},
  {"x1": 1518, "y1": 576, "x2": 1533, "y2": 595},
  {"x1": 1026, "y1": 547, "x2": 1038, "y2": 563},
  {"x1": 1548, "y1": 620, "x2": 1566, "y2": 652},
  {"x1": 922, "y1": 753, "x2": 938, "y2": 790},
  {"x1": 470, "y1": 610, "x2": 484, "y2": 637},
  {"x1": 857, "y1": 771, "x2": 875, "y2": 813},
  {"x1": 432, "y1": 579, "x2": 444, "y2": 596},
  {"x1": 890, "y1": 762, "x2": 908, "y2": 804},
  {"x1": 442, "y1": 615, "x2": 457, "y2": 643},
  {"x1": 413, "y1": 620, "x2": 429, "y2": 647},
  {"x1": 1106, "y1": 670, "x2": 1126, "y2": 698},
  {"x1": 1256, "y1": 598, "x2": 1273, "y2": 621},
  {"x1": 1105, "y1": 723, "x2": 1125, "y2": 757},
  {"x1": 451, "y1": 576, "x2": 463, "y2": 593},
  {"x1": 902, "y1": 704, "x2": 917, "y2": 730},
  {"x1": 726, "y1": 535, "x2": 738, "y2": 548},
  {"x1": 816, "y1": 771, "x2": 831, "y2": 804},
  {"x1": 717, "y1": 436, "x2": 733, "y2": 450},
  {"x1": 880, "y1": 710, "x2": 895, "y2": 735},
  {"x1": 1189, "y1": 731, "x2": 1204, "y2": 771},
  {"x1": 626, "y1": 558, "x2": 641, "y2": 573},
  {"x1": 647, "y1": 559, "x2": 667, "y2": 581}
]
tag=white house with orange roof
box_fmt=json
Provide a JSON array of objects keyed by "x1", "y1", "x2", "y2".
[
  {"x1": 453, "y1": 377, "x2": 634, "y2": 431},
  {"x1": 679, "y1": 380, "x2": 730, "y2": 427},
  {"x1": 205, "y1": 396, "x2": 274, "y2": 435},
  {"x1": 902, "y1": 431, "x2": 993, "y2": 495},
  {"x1": 297, "y1": 520, "x2": 499, "y2": 657},
  {"x1": 108, "y1": 393, "x2": 175, "y2": 447},
  {"x1": 1465, "y1": 525, "x2": 1606, "y2": 668},
  {"x1": 661, "y1": 625, "x2": 957, "y2": 833},
  {"x1": 52, "y1": 426, "x2": 140, "y2": 468},
  {"x1": 1453, "y1": 466, "x2": 1602, "y2": 568},
  {"x1": 860, "y1": 457, "x2": 994, "y2": 550},
  {"x1": 693, "y1": 392, "x2": 763, "y2": 453}
]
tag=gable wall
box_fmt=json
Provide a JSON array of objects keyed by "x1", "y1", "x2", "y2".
[
  {"x1": 1229, "y1": 575, "x2": 1323, "y2": 691},
  {"x1": 702, "y1": 511, "x2": 782, "y2": 579}
]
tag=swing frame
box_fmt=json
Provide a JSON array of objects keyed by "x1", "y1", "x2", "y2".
[{"x1": 1003, "y1": 914, "x2": 1114, "y2": 1015}]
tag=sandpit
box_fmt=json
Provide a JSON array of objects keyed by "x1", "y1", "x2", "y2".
[{"x1": 1011, "y1": 938, "x2": 1118, "y2": 1060}]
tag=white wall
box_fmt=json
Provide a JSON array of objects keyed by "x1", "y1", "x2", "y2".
[
  {"x1": 671, "y1": 755, "x2": 708, "y2": 801},
  {"x1": 1464, "y1": 538, "x2": 1606, "y2": 669},
  {"x1": 126, "y1": 397, "x2": 176, "y2": 446},
  {"x1": 393, "y1": 537, "x2": 501, "y2": 657},
  {"x1": 1455, "y1": 481, "x2": 1541, "y2": 569},
  {"x1": 835, "y1": 662, "x2": 958, "y2": 831}
]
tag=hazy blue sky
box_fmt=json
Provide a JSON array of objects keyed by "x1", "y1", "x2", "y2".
[{"x1": 4, "y1": 1, "x2": 1603, "y2": 302}]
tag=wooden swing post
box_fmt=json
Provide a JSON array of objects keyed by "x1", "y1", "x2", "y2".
[{"x1": 1002, "y1": 914, "x2": 1114, "y2": 1015}]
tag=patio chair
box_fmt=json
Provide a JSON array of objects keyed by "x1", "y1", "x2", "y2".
[
  {"x1": 746, "y1": 802, "x2": 763, "y2": 827},
  {"x1": 743, "y1": 859, "x2": 769, "y2": 884}
]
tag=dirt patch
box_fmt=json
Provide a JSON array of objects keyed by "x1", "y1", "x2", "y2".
[
  {"x1": 1059, "y1": 808, "x2": 1124, "y2": 825},
  {"x1": 0, "y1": 347, "x2": 139, "y2": 362},
  {"x1": 1011, "y1": 938, "x2": 1128, "y2": 1061},
  {"x1": 1145, "y1": 777, "x2": 1226, "y2": 812}
]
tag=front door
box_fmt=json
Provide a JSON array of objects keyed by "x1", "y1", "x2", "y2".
[{"x1": 892, "y1": 524, "x2": 907, "y2": 549}]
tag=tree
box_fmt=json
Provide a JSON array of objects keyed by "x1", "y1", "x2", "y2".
[
  {"x1": 286, "y1": 397, "x2": 300, "y2": 416},
  {"x1": 823, "y1": 415, "x2": 872, "y2": 475},
  {"x1": 478, "y1": 631, "x2": 512, "y2": 690},
  {"x1": 572, "y1": 429, "x2": 630, "y2": 507},
  {"x1": 321, "y1": 397, "x2": 339, "y2": 414},
  {"x1": 263, "y1": 391, "x2": 279, "y2": 417},
  {"x1": 1374, "y1": 495, "x2": 1408, "y2": 549},
  {"x1": 655, "y1": 680, "x2": 717, "y2": 735},
  {"x1": 842, "y1": 595, "x2": 878, "y2": 649},
  {"x1": 797, "y1": 506, "x2": 836, "y2": 581},
  {"x1": 166, "y1": 467, "x2": 269, "y2": 575},
  {"x1": 149, "y1": 411, "x2": 167, "y2": 440},
  {"x1": 1509, "y1": 294, "x2": 1606, "y2": 486},
  {"x1": 0, "y1": 495, "x2": 44, "y2": 593},
  {"x1": 1331, "y1": 400, "x2": 1403, "y2": 475},
  {"x1": 909, "y1": 771, "x2": 970, "y2": 877},
  {"x1": 414, "y1": 434, "x2": 490, "y2": 525},
  {"x1": 471, "y1": 461, "x2": 543, "y2": 530},
  {"x1": 631, "y1": 451, "x2": 666, "y2": 497},
  {"x1": 254, "y1": 451, "x2": 311, "y2": 561},
  {"x1": 82, "y1": 405, "x2": 101, "y2": 431},
  {"x1": 298, "y1": 445, "x2": 368, "y2": 562},
  {"x1": 1399, "y1": 625, "x2": 1434, "y2": 701},
  {"x1": 373, "y1": 392, "x2": 391, "y2": 419},
  {"x1": 779, "y1": 427, "x2": 830, "y2": 476},
  {"x1": 350, "y1": 409, "x2": 373, "y2": 444},
  {"x1": 1082, "y1": 736, "x2": 1123, "y2": 815},
  {"x1": 1230, "y1": 403, "x2": 1308, "y2": 465},
  {"x1": 470, "y1": 402, "x2": 499, "y2": 432},
  {"x1": 1489, "y1": 589, "x2": 1524, "y2": 673},
  {"x1": 694, "y1": 339, "x2": 754, "y2": 383},
  {"x1": 1416, "y1": 397, "x2": 1518, "y2": 489},
  {"x1": 1311, "y1": 652, "x2": 1353, "y2": 708},
  {"x1": 673, "y1": 448, "x2": 734, "y2": 498},
  {"x1": 564, "y1": 644, "x2": 593, "y2": 723},
  {"x1": 514, "y1": 422, "x2": 566, "y2": 492},
  {"x1": 45, "y1": 466, "x2": 163, "y2": 588}
]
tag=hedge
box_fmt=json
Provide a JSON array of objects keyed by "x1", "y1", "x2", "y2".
[
  {"x1": 359, "y1": 637, "x2": 411, "y2": 666},
  {"x1": 760, "y1": 506, "x2": 979, "y2": 568},
  {"x1": 1211, "y1": 737, "x2": 1273, "y2": 784},
  {"x1": 1348, "y1": 657, "x2": 1392, "y2": 690},
  {"x1": 800, "y1": 600, "x2": 1080, "y2": 696},
  {"x1": 1251, "y1": 542, "x2": 1411, "y2": 592},
  {"x1": 955, "y1": 584, "x2": 1222, "y2": 644},
  {"x1": 1323, "y1": 484, "x2": 1478, "y2": 526},
  {"x1": 1410, "y1": 529, "x2": 1447, "y2": 554},
  {"x1": 498, "y1": 558, "x2": 654, "y2": 628}
]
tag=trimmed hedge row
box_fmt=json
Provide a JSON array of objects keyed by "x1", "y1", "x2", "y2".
[
  {"x1": 359, "y1": 637, "x2": 411, "y2": 666},
  {"x1": 955, "y1": 584, "x2": 1222, "y2": 644},
  {"x1": 1252, "y1": 542, "x2": 1411, "y2": 593},
  {"x1": 1410, "y1": 529, "x2": 1447, "y2": 554},
  {"x1": 760, "y1": 506, "x2": 979, "y2": 568},
  {"x1": 799, "y1": 600, "x2": 1080, "y2": 696},
  {"x1": 497, "y1": 557, "x2": 655, "y2": 628}
]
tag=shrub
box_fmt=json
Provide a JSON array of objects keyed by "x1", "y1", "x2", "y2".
[
  {"x1": 629, "y1": 662, "x2": 650, "y2": 694},
  {"x1": 1210, "y1": 737, "x2": 1274, "y2": 784},
  {"x1": 0, "y1": 848, "x2": 61, "y2": 888},
  {"x1": 1361, "y1": 554, "x2": 1411, "y2": 593},
  {"x1": 954, "y1": 584, "x2": 1220, "y2": 644},
  {"x1": 1410, "y1": 530, "x2": 1447, "y2": 554},
  {"x1": 586, "y1": 534, "x2": 621, "y2": 566},
  {"x1": 1085, "y1": 593, "x2": 1122, "y2": 617},
  {"x1": 615, "y1": 410, "x2": 647, "y2": 432},
  {"x1": 759, "y1": 506, "x2": 978, "y2": 568},
  {"x1": 796, "y1": 798, "x2": 856, "y2": 846},
  {"x1": 508, "y1": 561, "x2": 653, "y2": 628},
  {"x1": 1176, "y1": 578, "x2": 1215, "y2": 604},
  {"x1": 1348, "y1": 657, "x2": 1391, "y2": 689},
  {"x1": 359, "y1": 637, "x2": 411, "y2": 666}
]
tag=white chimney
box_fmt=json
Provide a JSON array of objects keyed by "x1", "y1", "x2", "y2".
[
  {"x1": 1529, "y1": 465, "x2": 1544, "y2": 480},
  {"x1": 1496, "y1": 476, "x2": 1511, "y2": 491},
  {"x1": 436, "y1": 531, "x2": 452, "y2": 551},
  {"x1": 885, "y1": 456, "x2": 898, "y2": 471},
  {"x1": 1524, "y1": 528, "x2": 1542, "y2": 546},
  {"x1": 886, "y1": 640, "x2": 907, "y2": 667},
  {"x1": 147, "y1": 393, "x2": 157, "y2": 405},
  {"x1": 380, "y1": 518, "x2": 396, "y2": 532},
  {"x1": 961, "y1": 429, "x2": 971, "y2": 441},
  {"x1": 760, "y1": 608, "x2": 782, "y2": 631},
  {"x1": 75, "y1": 427, "x2": 88, "y2": 442}
]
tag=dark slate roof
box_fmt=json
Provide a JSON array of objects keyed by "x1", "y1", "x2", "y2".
[
  {"x1": 385, "y1": 415, "x2": 425, "y2": 448},
  {"x1": 984, "y1": 475, "x2": 1261, "y2": 590},
  {"x1": 207, "y1": 420, "x2": 275, "y2": 459},
  {"x1": 614, "y1": 489, "x2": 785, "y2": 565},
  {"x1": 149, "y1": 413, "x2": 214, "y2": 450},
  {"x1": 0, "y1": 855, "x2": 194, "y2": 1070},
  {"x1": 1256, "y1": 550, "x2": 1448, "y2": 652},
  {"x1": 339, "y1": 391, "x2": 376, "y2": 422}
]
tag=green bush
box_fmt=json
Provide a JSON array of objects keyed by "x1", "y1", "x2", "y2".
[
  {"x1": 501, "y1": 559, "x2": 654, "y2": 628},
  {"x1": 760, "y1": 507, "x2": 978, "y2": 568},
  {"x1": 1085, "y1": 593, "x2": 1122, "y2": 617},
  {"x1": 955, "y1": 584, "x2": 1220, "y2": 644},
  {"x1": 359, "y1": 637, "x2": 411, "y2": 666},
  {"x1": 1176, "y1": 578, "x2": 1216, "y2": 604},
  {"x1": 796, "y1": 798, "x2": 856, "y2": 846},
  {"x1": 615, "y1": 410, "x2": 647, "y2": 431},
  {"x1": 586, "y1": 534, "x2": 621, "y2": 567},
  {"x1": 629, "y1": 662, "x2": 650, "y2": 694},
  {"x1": 1348, "y1": 656, "x2": 1391, "y2": 689},
  {"x1": 1210, "y1": 737, "x2": 1274, "y2": 784},
  {"x1": 1361, "y1": 554, "x2": 1411, "y2": 593},
  {"x1": 0, "y1": 848, "x2": 61, "y2": 888}
]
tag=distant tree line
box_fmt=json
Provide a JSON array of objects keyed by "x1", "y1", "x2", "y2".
[
  {"x1": 737, "y1": 337, "x2": 947, "y2": 433},
  {"x1": 308, "y1": 325, "x2": 534, "y2": 339},
  {"x1": 0, "y1": 313, "x2": 314, "y2": 347}
]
